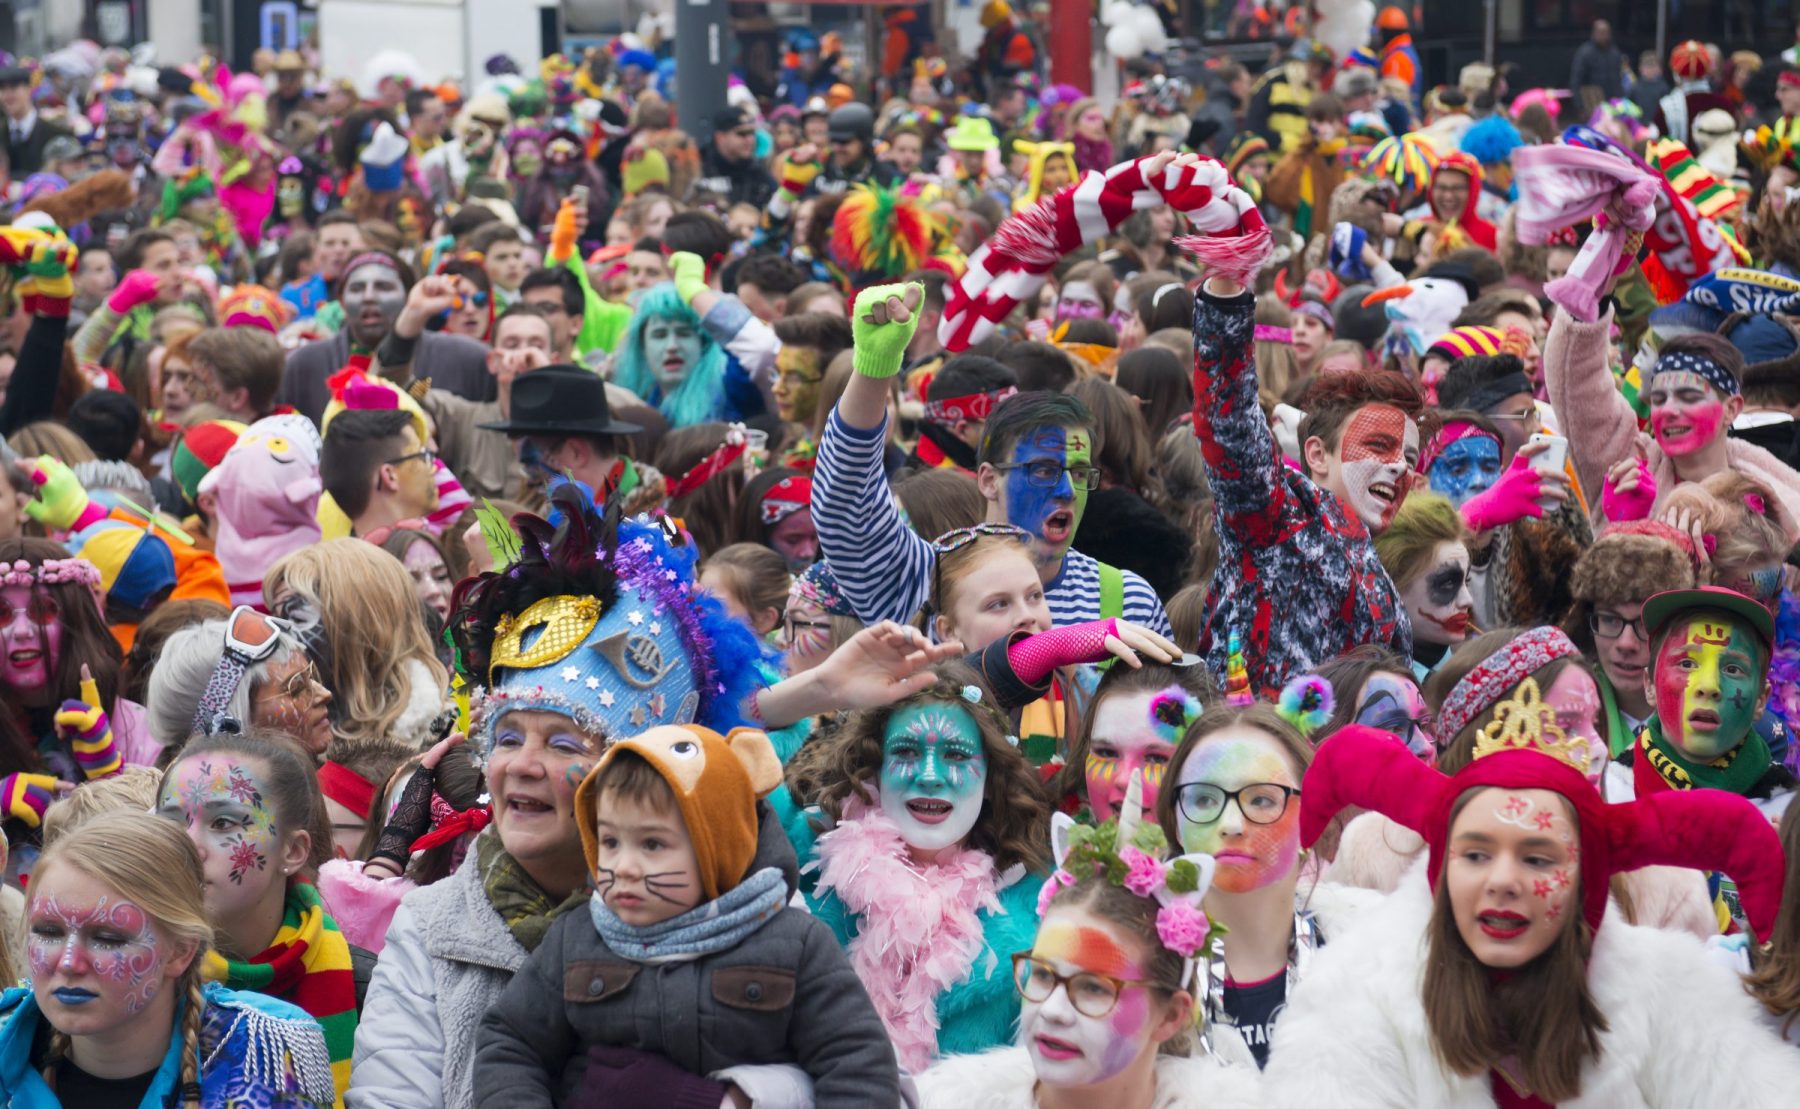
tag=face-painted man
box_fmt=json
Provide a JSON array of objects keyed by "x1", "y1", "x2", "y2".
[
  {"x1": 340, "y1": 256, "x2": 409, "y2": 350},
  {"x1": 1424, "y1": 425, "x2": 1503, "y2": 509},
  {"x1": 1304, "y1": 401, "x2": 1421, "y2": 533},
  {"x1": 1645, "y1": 343, "x2": 1744, "y2": 473},
  {"x1": 1639, "y1": 588, "x2": 1776, "y2": 795},
  {"x1": 977, "y1": 423, "x2": 1095, "y2": 573}
]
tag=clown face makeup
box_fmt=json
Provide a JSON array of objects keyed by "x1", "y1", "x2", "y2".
[
  {"x1": 28, "y1": 868, "x2": 174, "y2": 1034},
  {"x1": 645, "y1": 316, "x2": 703, "y2": 394},
  {"x1": 1446, "y1": 787, "x2": 1578, "y2": 969},
  {"x1": 1353, "y1": 673, "x2": 1435, "y2": 763},
  {"x1": 1173, "y1": 727, "x2": 1302, "y2": 894},
  {"x1": 1427, "y1": 435, "x2": 1502, "y2": 509},
  {"x1": 772, "y1": 346, "x2": 823, "y2": 423},
  {"x1": 341, "y1": 262, "x2": 407, "y2": 349},
  {"x1": 878, "y1": 703, "x2": 987, "y2": 856},
  {"x1": 592, "y1": 790, "x2": 702, "y2": 927},
  {"x1": 156, "y1": 757, "x2": 282, "y2": 923},
  {"x1": 1021, "y1": 910, "x2": 1161, "y2": 1089},
  {"x1": 1648, "y1": 371, "x2": 1729, "y2": 457},
  {"x1": 998, "y1": 426, "x2": 1092, "y2": 568},
  {"x1": 1333, "y1": 404, "x2": 1418, "y2": 531},
  {"x1": 0, "y1": 582, "x2": 60, "y2": 696},
  {"x1": 1085, "y1": 691, "x2": 1177, "y2": 821},
  {"x1": 1543, "y1": 665, "x2": 1607, "y2": 785},
  {"x1": 1649, "y1": 613, "x2": 1767, "y2": 761},
  {"x1": 1401, "y1": 541, "x2": 1474, "y2": 647},
  {"x1": 1056, "y1": 282, "x2": 1105, "y2": 322}
]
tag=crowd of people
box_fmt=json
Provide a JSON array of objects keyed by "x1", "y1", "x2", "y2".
[{"x1": 6, "y1": 3, "x2": 1800, "y2": 1106}]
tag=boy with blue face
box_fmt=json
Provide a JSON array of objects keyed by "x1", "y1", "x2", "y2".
[
  {"x1": 1421, "y1": 419, "x2": 1504, "y2": 509},
  {"x1": 814, "y1": 283, "x2": 1169, "y2": 635}
]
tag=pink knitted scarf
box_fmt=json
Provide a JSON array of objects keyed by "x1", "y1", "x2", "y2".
[
  {"x1": 811, "y1": 795, "x2": 1002, "y2": 1073},
  {"x1": 1511, "y1": 144, "x2": 1658, "y2": 324}
]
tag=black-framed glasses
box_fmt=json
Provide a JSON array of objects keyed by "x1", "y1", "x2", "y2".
[
  {"x1": 385, "y1": 447, "x2": 435, "y2": 468},
  {"x1": 1354, "y1": 691, "x2": 1436, "y2": 751},
  {"x1": 1010, "y1": 954, "x2": 1152, "y2": 1018},
  {"x1": 991, "y1": 461, "x2": 1102, "y2": 490},
  {"x1": 782, "y1": 613, "x2": 831, "y2": 644},
  {"x1": 1589, "y1": 609, "x2": 1647, "y2": 641},
  {"x1": 1174, "y1": 782, "x2": 1301, "y2": 826}
]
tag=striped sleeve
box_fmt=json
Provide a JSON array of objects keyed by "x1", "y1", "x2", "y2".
[
  {"x1": 813, "y1": 409, "x2": 934, "y2": 625},
  {"x1": 1046, "y1": 553, "x2": 1170, "y2": 635},
  {"x1": 1119, "y1": 568, "x2": 1172, "y2": 637}
]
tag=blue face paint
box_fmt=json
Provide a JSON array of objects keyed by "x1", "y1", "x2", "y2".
[
  {"x1": 1001, "y1": 426, "x2": 1089, "y2": 566},
  {"x1": 878, "y1": 702, "x2": 987, "y2": 852},
  {"x1": 1427, "y1": 436, "x2": 1503, "y2": 508}
]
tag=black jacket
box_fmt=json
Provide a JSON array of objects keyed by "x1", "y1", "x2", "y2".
[
  {"x1": 693, "y1": 144, "x2": 776, "y2": 210},
  {"x1": 4, "y1": 116, "x2": 71, "y2": 176}
]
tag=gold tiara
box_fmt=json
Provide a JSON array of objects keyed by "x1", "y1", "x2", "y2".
[{"x1": 1470, "y1": 677, "x2": 1592, "y2": 777}]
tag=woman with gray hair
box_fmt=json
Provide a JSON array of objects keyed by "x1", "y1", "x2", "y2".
[{"x1": 145, "y1": 605, "x2": 333, "y2": 757}]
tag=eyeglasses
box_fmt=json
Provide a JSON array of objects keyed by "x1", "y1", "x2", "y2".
[
  {"x1": 0, "y1": 592, "x2": 58, "y2": 625},
  {"x1": 257, "y1": 660, "x2": 328, "y2": 704},
  {"x1": 1173, "y1": 781, "x2": 1301, "y2": 825},
  {"x1": 991, "y1": 461, "x2": 1102, "y2": 491},
  {"x1": 385, "y1": 447, "x2": 435, "y2": 468},
  {"x1": 1487, "y1": 409, "x2": 1541, "y2": 429},
  {"x1": 1589, "y1": 610, "x2": 1647, "y2": 641},
  {"x1": 1011, "y1": 954, "x2": 1153, "y2": 1018},
  {"x1": 1355, "y1": 694, "x2": 1436, "y2": 751},
  {"x1": 782, "y1": 613, "x2": 831, "y2": 645}
]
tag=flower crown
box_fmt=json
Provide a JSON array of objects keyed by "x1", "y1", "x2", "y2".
[
  {"x1": 1, "y1": 557, "x2": 101, "y2": 588},
  {"x1": 1042, "y1": 771, "x2": 1226, "y2": 994}
]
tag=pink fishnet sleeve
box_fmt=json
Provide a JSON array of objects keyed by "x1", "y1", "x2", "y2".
[{"x1": 1006, "y1": 619, "x2": 1121, "y2": 687}]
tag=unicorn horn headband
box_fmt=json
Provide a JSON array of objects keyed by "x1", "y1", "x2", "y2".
[{"x1": 1044, "y1": 770, "x2": 1224, "y2": 997}]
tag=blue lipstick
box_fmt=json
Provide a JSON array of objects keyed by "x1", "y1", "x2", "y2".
[{"x1": 51, "y1": 987, "x2": 97, "y2": 1006}]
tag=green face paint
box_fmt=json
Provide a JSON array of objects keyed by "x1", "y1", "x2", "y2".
[
  {"x1": 1652, "y1": 613, "x2": 1765, "y2": 760},
  {"x1": 877, "y1": 702, "x2": 986, "y2": 853}
]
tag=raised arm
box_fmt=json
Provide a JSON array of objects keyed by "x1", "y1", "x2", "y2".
[
  {"x1": 1191, "y1": 279, "x2": 1289, "y2": 541},
  {"x1": 1542, "y1": 303, "x2": 1642, "y2": 512}
]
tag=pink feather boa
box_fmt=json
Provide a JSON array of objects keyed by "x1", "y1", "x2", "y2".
[{"x1": 811, "y1": 796, "x2": 1002, "y2": 1073}]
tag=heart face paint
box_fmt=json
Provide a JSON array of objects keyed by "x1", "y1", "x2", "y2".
[
  {"x1": 156, "y1": 757, "x2": 281, "y2": 922},
  {"x1": 28, "y1": 868, "x2": 169, "y2": 1032},
  {"x1": 1427, "y1": 435, "x2": 1502, "y2": 508},
  {"x1": 1445, "y1": 787, "x2": 1578, "y2": 969},
  {"x1": 1335, "y1": 404, "x2": 1419, "y2": 531},
  {"x1": 1085, "y1": 691, "x2": 1177, "y2": 821},
  {"x1": 878, "y1": 703, "x2": 987, "y2": 853},
  {"x1": 1173, "y1": 728, "x2": 1301, "y2": 893},
  {"x1": 1650, "y1": 613, "x2": 1765, "y2": 760},
  {"x1": 1542, "y1": 665, "x2": 1607, "y2": 785},
  {"x1": 1648, "y1": 371, "x2": 1727, "y2": 457},
  {"x1": 0, "y1": 582, "x2": 60, "y2": 696},
  {"x1": 1400, "y1": 540, "x2": 1474, "y2": 647},
  {"x1": 1000, "y1": 425, "x2": 1091, "y2": 567},
  {"x1": 1022, "y1": 912, "x2": 1157, "y2": 1089},
  {"x1": 1353, "y1": 673, "x2": 1435, "y2": 763}
]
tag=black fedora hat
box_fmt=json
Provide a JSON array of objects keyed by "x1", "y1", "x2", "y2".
[{"x1": 479, "y1": 365, "x2": 643, "y2": 436}]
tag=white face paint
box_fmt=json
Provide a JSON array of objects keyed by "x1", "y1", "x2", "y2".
[
  {"x1": 1021, "y1": 909, "x2": 1161, "y2": 1088},
  {"x1": 877, "y1": 703, "x2": 986, "y2": 855},
  {"x1": 1336, "y1": 404, "x2": 1419, "y2": 531}
]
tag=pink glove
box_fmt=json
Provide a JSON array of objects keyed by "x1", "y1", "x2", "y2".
[
  {"x1": 1601, "y1": 456, "x2": 1657, "y2": 522},
  {"x1": 1460, "y1": 455, "x2": 1547, "y2": 533},
  {"x1": 1007, "y1": 619, "x2": 1121, "y2": 687},
  {"x1": 107, "y1": 269, "x2": 163, "y2": 314}
]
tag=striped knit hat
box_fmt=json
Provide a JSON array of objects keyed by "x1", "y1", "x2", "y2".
[{"x1": 1426, "y1": 325, "x2": 1504, "y2": 363}]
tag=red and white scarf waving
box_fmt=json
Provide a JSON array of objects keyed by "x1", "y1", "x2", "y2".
[{"x1": 939, "y1": 155, "x2": 1270, "y2": 352}]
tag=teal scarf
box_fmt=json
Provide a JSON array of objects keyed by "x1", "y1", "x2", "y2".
[{"x1": 589, "y1": 866, "x2": 787, "y2": 963}]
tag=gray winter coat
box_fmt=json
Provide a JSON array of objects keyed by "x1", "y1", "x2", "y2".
[
  {"x1": 345, "y1": 840, "x2": 529, "y2": 1109},
  {"x1": 472, "y1": 811, "x2": 899, "y2": 1108}
]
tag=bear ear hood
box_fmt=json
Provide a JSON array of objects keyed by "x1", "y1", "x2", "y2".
[{"x1": 575, "y1": 724, "x2": 781, "y2": 902}]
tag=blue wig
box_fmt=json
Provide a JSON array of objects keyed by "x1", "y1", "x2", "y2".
[
  {"x1": 1460, "y1": 115, "x2": 1523, "y2": 168},
  {"x1": 612, "y1": 283, "x2": 730, "y2": 429}
]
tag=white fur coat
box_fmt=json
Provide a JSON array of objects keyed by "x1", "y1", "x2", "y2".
[
  {"x1": 1262, "y1": 857, "x2": 1800, "y2": 1107},
  {"x1": 913, "y1": 1045, "x2": 1262, "y2": 1108}
]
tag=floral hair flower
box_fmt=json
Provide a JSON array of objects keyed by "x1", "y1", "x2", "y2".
[
  {"x1": 1036, "y1": 869, "x2": 1077, "y2": 916},
  {"x1": 1119, "y1": 845, "x2": 1166, "y2": 897},
  {"x1": 1155, "y1": 900, "x2": 1211, "y2": 957},
  {"x1": 0, "y1": 557, "x2": 102, "y2": 588}
]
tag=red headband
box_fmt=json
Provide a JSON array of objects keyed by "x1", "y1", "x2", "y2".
[
  {"x1": 1304, "y1": 725, "x2": 1787, "y2": 938},
  {"x1": 318, "y1": 760, "x2": 377, "y2": 821},
  {"x1": 923, "y1": 385, "x2": 1018, "y2": 426},
  {"x1": 1782, "y1": 70, "x2": 1800, "y2": 89},
  {"x1": 759, "y1": 475, "x2": 813, "y2": 526},
  {"x1": 665, "y1": 437, "x2": 748, "y2": 499}
]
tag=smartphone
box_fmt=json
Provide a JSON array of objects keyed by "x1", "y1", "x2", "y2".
[{"x1": 1527, "y1": 432, "x2": 1567, "y2": 510}]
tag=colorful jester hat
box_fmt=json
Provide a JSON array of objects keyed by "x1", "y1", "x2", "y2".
[
  {"x1": 1302, "y1": 678, "x2": 1790, "y2": 939},
  {"x1": 449, "y1": 484, "x2": 769, "y2": 756},
  {"x1": 829, "y1": 182, "x2": 949, "y2": 289},
  {"x1": 1042, "y1": 771, "x2": 1227, "y2": 997}
]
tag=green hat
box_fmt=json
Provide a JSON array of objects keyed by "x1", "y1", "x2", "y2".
[
  {"x1": 622, "y1": 147, "x2": 671, "y2": 196},
  {"x1": 171, "y1": 420, "x2": 246, "y2": 503},
  {"x1": 946, "y1": 116, "x2": 999, "y2": 153},
  {"x1": 1643, "y1": 586, "x2": 1775, "y2": 649}
]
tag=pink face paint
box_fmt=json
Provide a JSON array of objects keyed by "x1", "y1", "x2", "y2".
[
  {"x1": 1335, "y1": 405, "x2": 1419, "y2": 530},
  {"x1": 1648, "y1": 372, "x2": 1727, "y2": 457},
  {"x1": 1084, "y1": 691, "x2": 1177, "y2": 821},
  {"x1": 1542, "y1": 666, "x2": 1606, "y2": 784},
  {"x1": 1023, "y1": 917, "x2": 1156, "y2": 1089},
  {"x1": 0, "y1": 582, "x2": 60, "y2": 696},
  {"x1": 28, "y1": 891, "x2": 165, "y2": 1018}
]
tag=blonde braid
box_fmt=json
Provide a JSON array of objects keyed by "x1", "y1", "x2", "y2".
[
  {"x1": 39, "y1": 1029, "x2": 70, "y2": 1091},
  {"x1": 179, "y1": 970, "x2": 206, "y2": 1108}
]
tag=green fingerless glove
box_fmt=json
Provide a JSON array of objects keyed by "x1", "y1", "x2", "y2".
[
  {"x1": 851, "y1": 282, "x2": 924, "y2": 379},
  {"x1": 23, "y1": 455, "x2": 94, "y2": 530},
  {"x1": 670, "y1": 252, "x2": 708, "y2": 304}
]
